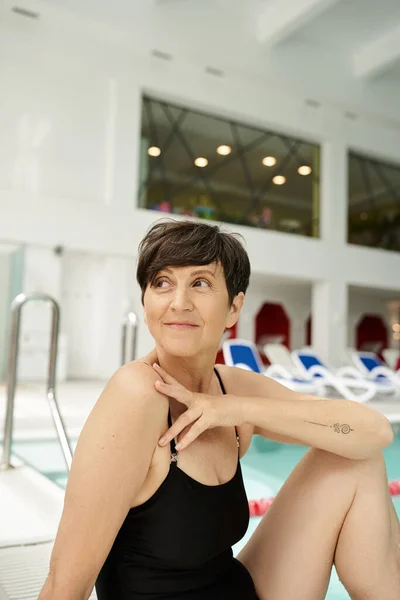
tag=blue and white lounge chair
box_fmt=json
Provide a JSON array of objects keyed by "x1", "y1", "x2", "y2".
[
  {"x1": 222, "y1": 339, "x2": 322, "y2": 394},
  {"x1": 291, "y1": 348, "x2": 377, "y2": 403},
  {"x1": 347, "y1": 350, "x2": 400, "y2": 394},
  {"x1": 263, "y1": 343, "x2": 326, "y2": 396}
]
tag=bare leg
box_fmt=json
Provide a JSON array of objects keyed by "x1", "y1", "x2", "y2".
[
  {"x1": 238, "y1": 449, "x2": 400, "y2": 600},
  {"x1": 334, "y1": 452, "x2": 400, "y2": 599}
]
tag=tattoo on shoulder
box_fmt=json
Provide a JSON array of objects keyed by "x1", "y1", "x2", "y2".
[{"x1": 305, "y1": 421, "x2": 354, "y2": 435}]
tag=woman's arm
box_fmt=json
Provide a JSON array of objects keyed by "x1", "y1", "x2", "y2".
[
  {"x1": 226, "y1": 367, "x2": 394, "y2": 460},
  {"x1": 38, "y1": 362, "x2": 168, "y2": 600},
  {"x1": 155, "y1": 364, "x2": 393, "y2": 461}
]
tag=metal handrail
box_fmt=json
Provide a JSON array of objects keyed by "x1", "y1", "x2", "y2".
[
  {"x1": 121, "y1": 311, "x2": 138, "y2": 366},
  {"x1": 1, "y1": 293, "x2": 73, "y2": 471}
]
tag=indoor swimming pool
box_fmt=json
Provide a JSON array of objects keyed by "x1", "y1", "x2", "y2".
[{"x1": 12, "y1": 430, "x2": 400, "y2": 600}]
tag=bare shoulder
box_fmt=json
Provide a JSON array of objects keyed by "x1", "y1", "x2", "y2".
[
  {"x1": 81, "y1": 360, "x2": 169, "y2": 446},
  {"x1": 95, "y1": 359, "x2": 166, "y2": 412}
]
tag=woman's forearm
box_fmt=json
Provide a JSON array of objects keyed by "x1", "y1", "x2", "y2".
[
  {"x1": 232, "y1": 395, "x2": 394, "y2": 459},
  {"x1": 37, "y1": 575, "x2": 90, "y2": 600}
]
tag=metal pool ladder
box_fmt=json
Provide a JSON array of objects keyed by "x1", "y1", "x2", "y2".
[
  {"x1": 1, "y1": 293, "x2": 73, "y2": 472},
  {"x1": 121, "y1": 310, "x2": 138, "y2": 366}
]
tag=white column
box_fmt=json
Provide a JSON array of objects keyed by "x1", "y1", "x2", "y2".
[
  {"x1": 320, "y1": 139, "x2": 348, "y2": 246},
  {"x1": 311, "y1": 278, "x2": 348, "y2": 367},
  {"x1": 310, "y1": 137, "x2": 349, "y2": 367}
]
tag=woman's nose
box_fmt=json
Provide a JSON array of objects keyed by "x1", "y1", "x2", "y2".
[{"x1": 170, "y1": 288, "x2": 193, "y2": 311}]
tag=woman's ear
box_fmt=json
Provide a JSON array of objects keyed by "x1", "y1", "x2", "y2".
[{"x1": 226, "y1": 292, "x2": 244, "y2": 328}]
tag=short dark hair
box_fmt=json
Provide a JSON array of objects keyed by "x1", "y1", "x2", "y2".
[{"x1": 136, "y1": 219, "x2": 251, "y2": 306}]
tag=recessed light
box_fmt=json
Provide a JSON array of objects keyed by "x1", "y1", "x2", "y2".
[
  {"x1": 148, "y1": 146, "x2": 161, "y2": 157},
  {"x1": 298, "y1": 165, "x2": 312, "y2": 176},
  {"x1": 194, "y1": 157, "x2": 208, "y2": 168},
  {"x1": 217, "y1": 145, "x2": 231, "y2": 156},
  {"x1": 272, "y1": 175, "x2": 286, "y2": 185},
  {"x1": 262, "y1": 156, "x2": 277, "y2": 167}
]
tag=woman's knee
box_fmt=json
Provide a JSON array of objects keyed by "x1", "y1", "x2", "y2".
[
  {"x1": 303, "y1": 448, "x2": 388, "y2": 490},
  {"x1": 307, "y1": 447, "x2": 386, "y2": 470}
]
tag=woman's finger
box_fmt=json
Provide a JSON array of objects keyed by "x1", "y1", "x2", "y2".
[
  {"x1": 152, "y1": 363, "x2": 177, "y2": 384},
  {"x1": 175, "y1": 419, "x2": 207, "y2": 451},
  {"x1": 154, "y1": 380, "x2": 190, "y2": 405},
  {"x1": 158, "y1": 408, "x2": 201, "y2": 446}
]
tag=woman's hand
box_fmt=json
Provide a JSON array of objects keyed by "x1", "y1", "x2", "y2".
[{"x1": 153, "y1": 363, "x2": 242, "y2": 451}]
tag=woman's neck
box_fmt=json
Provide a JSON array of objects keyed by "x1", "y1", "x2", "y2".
[{"x1": 146, "y1": 347, "x2": 219, "y2": 395}]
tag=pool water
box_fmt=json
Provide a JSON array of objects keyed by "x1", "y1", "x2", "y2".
[{"x1": 13, "y1": 434, "x2": 400, "y2": 600}]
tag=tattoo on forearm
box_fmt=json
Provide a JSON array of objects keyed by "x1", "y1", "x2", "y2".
[{"x1": 305, "y1": 421, "x2": 354, "y2": 434}]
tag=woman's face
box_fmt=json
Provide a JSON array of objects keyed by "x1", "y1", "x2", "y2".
[{"x1": 143, "y1": 262, "x2": 244, "y2": 358}]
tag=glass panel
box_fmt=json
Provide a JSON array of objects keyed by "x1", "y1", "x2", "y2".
[
  {"x1": 138, "y1": 96, "x2": 320, "y2": 238},
  {"x1": 348, "y1": 151, "x2": 400, "y2": 252}
]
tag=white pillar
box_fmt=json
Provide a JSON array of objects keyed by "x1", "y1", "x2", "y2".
[
  {"x1": 310, "y1": 138, "x2": 349, "y2": 367},
  {"x1": 320, "y1": 139, "x2": 348, "y2": 247},
  {"x1": 312, "y1": 278, "x2": 348, "y2": 367}
]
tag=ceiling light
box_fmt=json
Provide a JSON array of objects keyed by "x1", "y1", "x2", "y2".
[
  {"x1": 262, "y1": 156, "x2": 277, "y2": 167},
  {"x1": 217, "y1": 145, "x2": 231, "y2": 156},
  {"x1": 272, "y1": 175, "x2": 286, "y2": 185},
  {"x1": 194, "y1": 157, "x2": 208, "y2": 168},
  {"x1": 298, "y1": 165, "x2": 312, "y2": 176},
  {"x1": 148, "y1": 146, "x2": 161, "y2": 157}
]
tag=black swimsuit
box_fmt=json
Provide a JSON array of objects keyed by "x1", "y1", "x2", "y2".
[{"x1": 95, "y1": 367, "x2": 259, "y2": 599}]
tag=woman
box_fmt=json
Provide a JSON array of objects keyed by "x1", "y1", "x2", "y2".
[{"x1": 39, "y1": 220, "x2": 400, "y2": 600}]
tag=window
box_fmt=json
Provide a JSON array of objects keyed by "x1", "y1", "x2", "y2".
[
  {"x1": 348, "y1": 151, "x2": 400, "y2": 252},
  {"x1": 139, "y1": 96, "x2": 320, "y2": 237}
]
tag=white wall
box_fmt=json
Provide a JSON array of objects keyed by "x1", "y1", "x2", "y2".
[
  {"x1": 60, "y1": 252, "x2": 145, "y2": 379},
  {"x1": 1, "y1": 16, "x2": 400, "y2": 371},
  {"x1": 21, "y1": 247, "x2": 63, "y2": 336}
]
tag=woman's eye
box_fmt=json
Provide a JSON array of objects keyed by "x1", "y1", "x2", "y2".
[
  {"x1": 194, "y1": 279, "x2": 210, "y2": 288},
  {"x1": 155, "y1": 279, "x2": 168, "y2": 288}
]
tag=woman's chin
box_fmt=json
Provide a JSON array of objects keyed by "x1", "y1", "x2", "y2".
[{"x1": 159, "y1": 340, "x2": 203, "y2": 357}]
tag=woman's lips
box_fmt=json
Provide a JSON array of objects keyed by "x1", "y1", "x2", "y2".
[{"x1": 165, "y1": 323, "x2": 199, "y2": 329}]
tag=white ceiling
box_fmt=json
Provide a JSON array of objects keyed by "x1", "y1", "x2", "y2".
[
  {"x1": 5, "y1": 0, "x2": 400, "y2": 124},
  {"x1": 18, "y1": 0, "x2": 394, "y2": 65},
  {"x1": 26, "y1": 0, "x2": 400, "y2": 80},
  {"x1": 293, "y1": 0, "x2": 400, "y2": 53}
]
